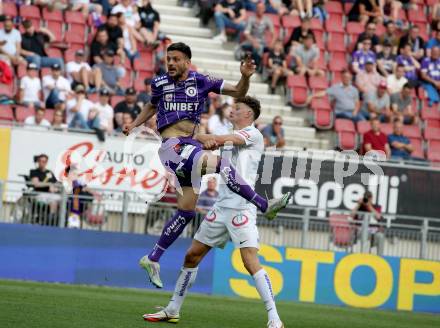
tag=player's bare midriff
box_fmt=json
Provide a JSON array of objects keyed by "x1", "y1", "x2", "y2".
[{"x1": 160, "y1": 119, "x2": 197, "y2": 139}]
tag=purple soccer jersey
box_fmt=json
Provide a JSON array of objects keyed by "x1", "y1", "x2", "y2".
[
  {"x1": 151, "y1": 70, "x2": 224, "y2": 132},
  {"x1": 421, "y1": 57, "x2": 440, "y2": 81},
  {"x1": 396, "y1": 55, "x2": 418, "y2": 81},
  {"x1": 352, "y1": 50, "x2": 376, "y2": 70}
]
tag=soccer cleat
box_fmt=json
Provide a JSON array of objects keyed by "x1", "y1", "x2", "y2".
[
  {"x1": 143, "y1": 308, "x2": 179, "y2": 324},
  {"x1": 264, "y1": 192, "x2": 292, "y2": 221},
  {"x1": 139, "y1": 255, "x2": 163, "y2": 289},
  {"x1": 267, "y1": 320, "x2": 284, "y2": 328}
]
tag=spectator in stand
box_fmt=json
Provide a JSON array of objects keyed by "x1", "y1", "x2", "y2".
[
  {"x1": 284, "y1": 17, "x2": 314, "y2": 54},
  {"x1": 116, "y1": 111, "x2": 134, "y2": 133},
  {"x1": 431, "y1": 4, "x2": 440, "y2": 30},
  {"x1": 396, "y1": 43, "x2": 420, "y2": 86},
  {"x1": 71, "y1": 0, "x2": 103, "y2": 19},
  {"x1": 137, "y1": 0, "x2": 161, "y2": 48},
  {"x1": 213, "y1": 0, "x2": 246, "y2": 43},
  {"x1": 196, "y1": 177, "x2": 218, "y2": 214},
  {"x1": 51, "y1": 109, "x2": 67, "y2": 130},
  {"x1": 111, "y1": 0, "x2": 141, "y2": 30},
  {"x1": 65, "y1": 84, "x2": 101, "y2": 133},
  {"x1": 362, "y1": 117, "x2": 390, "y2": 158},
  {"x1": 20, "y1": 20, "x2": 63, "y2": 69},
  {"x1": 356, "y1": 59, "x2": 383, "y2": 94},
  {"x1": 355, "y1": 22, "x2": 380, "y2": 52},
  {"x1": 390, "y1": 82, "x2": 417, "y2": 124},
  {"x1": 18, "y1": 62, "x2": 43, "y2": 108},
  {"x1": 379, "y1": 21, "x2": 398, "y2": 54},
  {"x1": 136, "y1": 78, "x2": 152, "y2": 108},
  {"x1": 262, "y1": 116, "x2": 285, "y2": 148},
  {"x1": 24, "y1": 107, "x2": 51, "y2": 129},
  {"x1": 0, "y1": 15, "x2": 25, "y2": 66},
  {"x1": 388, "y1": 118, "x2": 414, "y2": 160},
  {"x1": 352, "y1": 37, "x2": 376, "y2": 74},
  {"x1": 240, "y1": 2, "x2": 274, "y2": 70},
  {"x1": 398, "y1": 25, "x2": 425, "y2": 61},
  {"x1": 420, "y1": 46, "x2": 440, "y2": 106},
  {"x1": 309, "y1": 70, "x2": 364, "y2": 122},
  {"x1": 94, "y1": 48, "x2": 125, "y2": 95},
  {"x1": 377, "y1": 41, "x2": 396, "y2": 76},
  {"x1": 294, "y1": 0, "x2": 313, "y2": 19},
  {"x1": 348, "y1": 0, "x2": 382, "y2": 24},
  {"x1": 208, "y1": 103, "x2": 232, "y2": 135},
  {"x1": 114, "y1": 87, "x2": 141, "y2": 129},
  {"x1": 34, "y1": 0, "x2": 68, "y2": 11},
  {"x1": 361, "y1": 80, "x2": 390, "y2": 120},
  {"x1": 293, "y1": 32, "x2": 324, "y2": 77},
  {"x1": 30, "y1": 154, "x2": 60, "y2": 225},
  {"x1": 380, "y1": 0, "x2": 403, "y2": 27},
  {"x1": 42, "y1": 63, "x2": 72, "y2": 111},
  {"x1": 118, "y1": 13, "x2": 140, "y2": 64},
  {"x1": 90, "y1": 27, "x2": 124, "y2": 66},
  {"x1": 66, "y1": 49, "x2": 103, "y2": 92},
  {"x1": 104, "y1": 13, "x2": 123, "y2": 52},
  {"x1": 426, "y1": 31, "x2": 440, "y2": 57},
  {"x1": 93, "y1": 88, "x2": 114, "y2": 134},
  {"x1": 387, "y1": 64, "x2": 408, "y2": 94},
  {"x1": 267, "y1": 39, "x2": 290, "y2": 94}
]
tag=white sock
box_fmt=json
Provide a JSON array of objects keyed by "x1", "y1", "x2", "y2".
[
  {"x1": 253, "y1": 269, "x2": 280, "y2": 322},
  {"x1": 166, "y1": 267, "x2": 198, "y2": 315}
]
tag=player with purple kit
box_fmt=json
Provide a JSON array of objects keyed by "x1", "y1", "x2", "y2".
[{"x1": 123, "y1": 42, "x2": 291, "y2": 288}]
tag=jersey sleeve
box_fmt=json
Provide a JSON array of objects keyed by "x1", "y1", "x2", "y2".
[
  {"x1": 204, "y1": 74, "x2": 224, "y2": 94},
  {"x1": 234, "y1": 127, "x2": 259, "y2": 146},
  {"x1": 150, "y1": 79, "x2": 162, "y2": 105}
]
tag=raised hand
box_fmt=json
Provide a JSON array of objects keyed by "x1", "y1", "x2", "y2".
[{"x1": 240, "y1": 54, "x2": 256, "y2": 78}]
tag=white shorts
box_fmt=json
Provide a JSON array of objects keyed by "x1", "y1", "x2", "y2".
[{"x1": 194, "y1": 205, "x2": 259, "y2": 250}]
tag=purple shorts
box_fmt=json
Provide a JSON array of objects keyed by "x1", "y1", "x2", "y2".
[{"x1": 158, "y1": 137, "x2": 204, "y2": 188}]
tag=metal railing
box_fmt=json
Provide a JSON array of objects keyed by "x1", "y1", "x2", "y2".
[{"x1": 1, "y1": 179, "x2": 440, "y2": 261}]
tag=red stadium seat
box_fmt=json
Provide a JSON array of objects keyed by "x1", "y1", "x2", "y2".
[
  {"x1": 346, "y1": 22, "x2": 364, "y2": 36},
  {"x1": 329, "y1": 214, "x2": 355, "y2": 248},
  {"x1": 325, "y1": 15, "x2": 344, "y2": 33},
  {"x1": 327, "y1": 33, "x2": 346, "y2": 52},
  {"x1": 46, "y1": 21, "x2": 63, "y2": 42},
  {"x1": 308, "y1": 76, "x2": 328, "y2": 92},
  {"x1": 66, "y1": 23, "x2": 86, "y2": 42},
  {"x1": 425, "y1": 119, "x2": 440, "y2": 129},
  {"x1": 87, "y1": 93, "x2": 99, "y2": 103},
  {"x1": 137, "y1": 71, "x2": 154, "y2": 81},
  {"x1": 20, "y1": 5, "x2": 41, "y2": 19},
  {"x1": 424, "y1": 127, "x2": 440, "y2": 141},
  {"x1": 64, "y1": 49, "x2": 77, "y2": 63},
  {"x1": 42, "y1": 8, "x2": 63, "y2": 22},
  {"x1": 421, "y1": 103, "x2": 440, "y2": 121},
  {"x1": 118, "y1": 72, "x2": 132, "y2": 89},
  {"x1": 381, "y1": 123, "x2": 393, "y2": 135},
  {"x1": 337, "y1": 131, "x2": 357, "y2": 150},
  {"x1": 287, "y1": 74, "x2": 307, "y2": 88},
  {"x1": 46, "y1": 48, "x2": 63, "y2": 59},
  {"x1": 44, "y1": 109, "x2": 55, "y2": 123},
  {"x1": 110, "y1": 96, "x2": 125, "y2": 108},
  {"x1": 344, "y1": 2, "x2": 353, "y2": 14},
  {"x1": 356, "y1": 121, "x2": 371, "y2": 135},
  {"x1": 3, "y1": 3, "x2": 18, "y2": 16},
  {"x1": 312, "y1": 107, "x2": 334, "y2": 130},
  {"x1": 407, "y1": 9, "x2": 427, "y2": 24},
  {"x1": 427, "y1": 140, "x2": 440, "y2": 162},
  {"x1": 134, "y1": 78, "x2": 146, "y2": 92},
  {"x1": 328, "y1": 51, "x2": 348, "y2": 72},
  {"x1": 65, "y1": 11, "x2": 86, "y2": 25},
  {"x1": 0, "y1": 105, "x2": 14, "y2": 122},
  {"x1": 325, "y1": 1, "x2": 343, "y2": 14},
  {"x1": 409, "y1": 138, "x2": 424, "y2": 158},
  {"x1": 311, "y1": 96, "x2": 331, "y2": 111},
  {"x1": 310, "y1": 18, "x2": 323, "y2": 32},
  {"x1": 417, "y1": 87, "x2": 428, "y2": 100},
  {"x1": 133, "y1": 54, "x2": 154, "y2": 72},
  {"x1": 281, "y1": 15, "x2": 301, "y2": 44},
  {"x1": 403, "y1": 125, "x2": 422, "y2": 139},
  {"x1": 335, "y1": 118, "x2": 355, "y2": 132},
  {"x1": 40, "y1": 67, "x2": 51, "y2": 77}
]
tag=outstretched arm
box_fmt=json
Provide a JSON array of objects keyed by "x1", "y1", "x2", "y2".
[
  {"x1": 123, "y1": 103, "x2": 157, "y2": 135},
  {"x1": 221, "y1": 55, "x2": 256, "y2": 98},
  {"x1": 196, "y1": 133, "x2": 246, "y2": 150}
]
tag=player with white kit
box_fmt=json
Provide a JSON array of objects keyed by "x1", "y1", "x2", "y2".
[{"x1": 144, "y1": 96, "x2": 286, "y2": 328}]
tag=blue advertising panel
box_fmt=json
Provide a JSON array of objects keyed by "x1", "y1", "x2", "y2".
[
  {"x1": 0, "y1": 223, "x2": 213, "y2": 293},
  {"x1": 213, "y1": 243, "x2": 440, "y2": 313}
]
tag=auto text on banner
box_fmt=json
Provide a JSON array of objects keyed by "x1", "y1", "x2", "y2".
[{"x1": 213, "y1": 243, "x2": 440, "y2": 313}]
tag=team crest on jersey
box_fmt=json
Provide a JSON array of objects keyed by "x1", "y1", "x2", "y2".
[
  {"x1": 165, "y1": 93, "x2": 173, "y2": 102},
  {"x1": 185, "y1": 86, "x2": 197, "y2": 97}
]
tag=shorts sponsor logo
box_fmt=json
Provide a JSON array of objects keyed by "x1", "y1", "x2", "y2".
[
  {"x1": 185, "y1": 86, "x2": 197, "y2": 97},
  {"x1": 205, "y1": 210, "x2": 216, "y2": 222},
  {"x1": 232, "y1": 214, "x2": 249, "y2": 227}
]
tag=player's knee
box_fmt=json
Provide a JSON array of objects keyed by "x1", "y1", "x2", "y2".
[{"x1": 184, "y1": 250, "x2": 202, "y2": 268}]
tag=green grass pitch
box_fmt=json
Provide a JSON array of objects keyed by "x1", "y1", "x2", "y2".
[{"x1": 0, "y1": 280, "x2": 438, "y2": 328}]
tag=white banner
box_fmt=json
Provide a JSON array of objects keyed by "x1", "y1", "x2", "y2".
[{"x1": 7, "y1": 128, "x2": 167, "y2": 201}]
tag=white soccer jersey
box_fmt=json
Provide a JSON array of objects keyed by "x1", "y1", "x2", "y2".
[{"x1": 216, "y1": 124, "x2": 264, "y2": 211}]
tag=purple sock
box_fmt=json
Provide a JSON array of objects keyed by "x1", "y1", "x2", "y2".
[
  {"x1": 217, "y1": 158, "x2": 268, "y2": 212},
  {"x1": 148, "y1": 209, "x2": 195, "y2": 262}
]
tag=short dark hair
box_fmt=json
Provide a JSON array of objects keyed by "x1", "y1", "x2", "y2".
[
  {"x1": 236, "y1": 96, "x2": 261, "y2": 120},
  {"x1": 167, "y1": 42, "x2": 192, "y2": 59},
  {"x1": 402, "y1": 82, "x2": 413, "y2": 89},
  {"x1": 396, "y1": 64, "x2": 405, "y2": 69}
]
